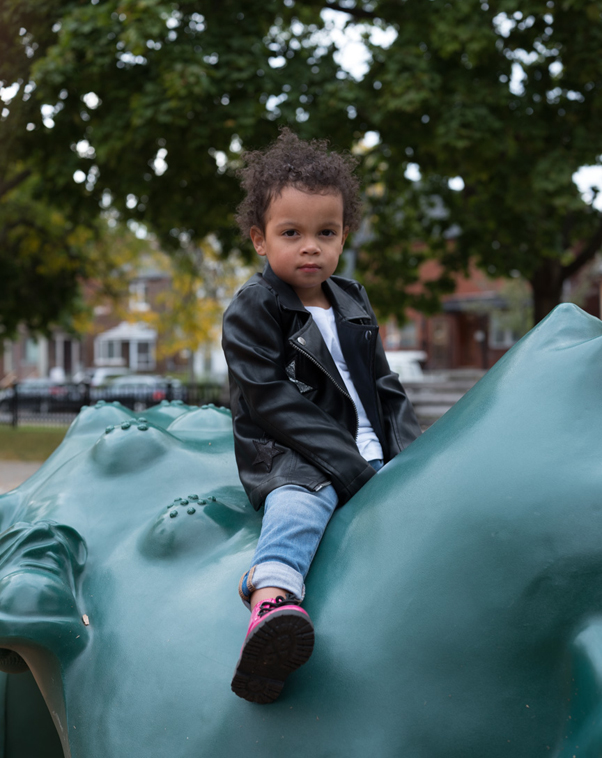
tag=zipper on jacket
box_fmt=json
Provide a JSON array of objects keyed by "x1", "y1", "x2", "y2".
[{"x1": 291, "y1": 341, "x2": 360, "y2": 442}]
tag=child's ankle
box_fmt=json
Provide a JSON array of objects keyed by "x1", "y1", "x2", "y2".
[{"x1": 250, "y1": 586, "x2": 286, "y2": 610}]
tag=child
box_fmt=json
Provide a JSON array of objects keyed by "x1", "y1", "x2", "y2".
[{"x1": 222, "y1": 128, "x2": 421, "y2": 704}]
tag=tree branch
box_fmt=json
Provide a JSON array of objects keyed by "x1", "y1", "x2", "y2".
[
  {"x1": 0, "y1": 169, "x2": 32, "y2": 200},
  {"x1": 295, "y1": 0, "x2": 380, "y2": 22},
  {"x1": 326, "y1": 1, "x2": 379, "y2": 20},
  {"x1": 562, "y1": 215, "x2": 602, "y2": 280}
]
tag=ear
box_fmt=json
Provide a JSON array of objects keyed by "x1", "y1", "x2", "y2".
[{"x1": 249, "y1": 226, "x2": 267, "y2": 257}]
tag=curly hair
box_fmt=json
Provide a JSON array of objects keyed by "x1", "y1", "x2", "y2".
[{"x1": 235, "y1": 128, "x2": 362, "y2": 235}]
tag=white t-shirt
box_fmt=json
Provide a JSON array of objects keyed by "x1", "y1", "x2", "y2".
[{"x1": 305, "y1": 306, "x2": 383, "y2": 463}]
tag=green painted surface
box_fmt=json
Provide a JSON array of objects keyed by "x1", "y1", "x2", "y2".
[{"x1": 0, "y1": 304, "x2": 601, "y2": 756}]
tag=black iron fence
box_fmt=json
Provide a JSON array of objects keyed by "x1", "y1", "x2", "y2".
[{"x1": 0, "y1": 380, "x2": 229, "y2": 428}]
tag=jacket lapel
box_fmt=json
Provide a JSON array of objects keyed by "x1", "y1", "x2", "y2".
[
  {"x1": 322, "y1": 277, "x2": 371, "y2": 323},
  {"x1": 260, "y1": 265, "x2": 347, "y2": 389},
  {"x1": 261, "y1": 264, "x2": 306, "y2": 312},
  {"x1": 326, "y1": 278, "x2": 385, "y2": 440},
  {"x1": 260, "y1": 265, "x2": 375, "y2": 397}
]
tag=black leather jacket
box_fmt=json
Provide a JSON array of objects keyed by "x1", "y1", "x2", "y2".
[{"x1": 222, "y1": 265, "x2": 421, "y2": 510}]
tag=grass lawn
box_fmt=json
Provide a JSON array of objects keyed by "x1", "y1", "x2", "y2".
[{"x1": 0, "y1": 425, "x2": 67, "y2": 462}]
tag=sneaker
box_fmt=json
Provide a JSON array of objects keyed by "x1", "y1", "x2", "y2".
[{"x1": 231, "y1": 594, "x2": 315, "y2": 704}]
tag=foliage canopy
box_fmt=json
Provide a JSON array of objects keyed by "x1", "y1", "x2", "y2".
[
  {"x1": 2, "y1": 0, "x2": 602, "y2": 333},
  {"x1": 0, "y1": 0, "x2": 361, "y2": 334},
  {"x1": 352, "y1": 0, "x2": 602, "y2": 322}
]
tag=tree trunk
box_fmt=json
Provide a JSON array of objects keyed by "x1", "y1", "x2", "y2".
[{"x1": 529, "y1": 259, "x2": 565, "y2": 325}]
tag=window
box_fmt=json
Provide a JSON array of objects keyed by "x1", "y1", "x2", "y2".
[
  {"x1": 489, "y1": 316, "x2": 520, "y2": 349},
  {"x1": 384, "y1": 318, "x2": 419, "y2": 349},
  {"x1": 129, "y1": 281, "x2": 150, "y2": 312},
  {"x1": 25, "y1": 338, "x2": 39, "y2": 365},
  {"x1": 96, "y1": 339, "x2": 125, "y2": 365},
  {"x1": 399, "y1": 321, "x2": 418, "y2": 348},
  {"x1": 136, "y1": 341, "x2": 155, "y2": 370},
  {"x1": 3, "y1": 341, "x2": 13, "y2": 373}
]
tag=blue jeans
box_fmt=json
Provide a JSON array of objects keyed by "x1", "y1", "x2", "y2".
[{"x1": 239, "y1": 460, "x2": 384, "y2": 607}]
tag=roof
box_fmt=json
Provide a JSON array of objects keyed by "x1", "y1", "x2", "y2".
[
  {"x1": 443, "y1": 293, "x2": 507, "y2": 312},
  {"x1": 96, "y1": 321, "x2": 157, "y2": 341}
]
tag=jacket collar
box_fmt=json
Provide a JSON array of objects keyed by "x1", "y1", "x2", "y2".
[
  {"x1": 262, "y1": 263, "x2": 306, "y2": 312},
  {"x1": 322, "y1": 276, "x2": 371, "y2": 322},
  {"x1": 262, "y1": 264, "x2": 370, "y2": 322}
]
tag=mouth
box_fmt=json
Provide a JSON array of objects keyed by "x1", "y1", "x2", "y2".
[{"x1": 298, "y1": 264, "x2": 321, "y2": 272}]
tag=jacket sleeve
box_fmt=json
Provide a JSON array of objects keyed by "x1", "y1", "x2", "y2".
[
  {"x1": 222, "y1": 284, "x2": 376, "y2": 501},
  {"x1": 355, "y1": 284, "x2": 422, "y2": 452}
]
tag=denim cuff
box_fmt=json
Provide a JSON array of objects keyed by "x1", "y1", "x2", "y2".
[{"x1": 238, "y1": 561, "x2": 305, "y2": 610}]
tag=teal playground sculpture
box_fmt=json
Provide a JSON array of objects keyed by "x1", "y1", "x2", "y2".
[{"x1": 1, "y1": 303, "x2": 602, "y2": 757}]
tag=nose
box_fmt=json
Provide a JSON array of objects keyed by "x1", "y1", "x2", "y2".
[{"x1": 301, "y1": 237, "x2": 320, "y2": 254}]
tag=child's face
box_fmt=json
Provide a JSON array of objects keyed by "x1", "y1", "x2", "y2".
[{"x1": 250, "y1": 186, "x2": 348, "y2": 307}]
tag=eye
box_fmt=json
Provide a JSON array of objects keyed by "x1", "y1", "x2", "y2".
[
  {"x1": 320, "y1": 229, "x2": 337, "y2": 237},
  {"x1": 282, "y1": 229, "x2": 298, "y2": 237}
]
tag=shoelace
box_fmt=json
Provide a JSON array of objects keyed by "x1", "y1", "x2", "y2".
[{"x1": 257, "y1": 594, "x2": 298, "y2": 618}]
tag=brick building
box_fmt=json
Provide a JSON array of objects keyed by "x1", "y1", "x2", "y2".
[
  {"x1": 3, "y1": 257, "x2": 601, "y2": 382},
  {"x1": 380, "y1": 259, "x2": 602, "y2": 371},
  {"x1": 1, "y1": 264, "x2": 227, "y2": 384}
]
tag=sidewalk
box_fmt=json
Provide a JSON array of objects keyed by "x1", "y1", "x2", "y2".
[{"x1": 0, "y1": 461, "x2": 43, "y2": 494}]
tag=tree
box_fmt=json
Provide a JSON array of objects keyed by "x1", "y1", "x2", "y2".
[
  {"x1": 0, "y1": 153, "x2": 160, "y2": 338},
  {"x1": 137, "y1": 241, "x2": 256, "y2": 375},
  {"x1": 349, "y1": 0, "x2": 602, "y2": 323},
  {"x1": 0, "y1": 0, "x2": 359, "y2": 247},
  {"x1": 0, "y1": 164, "x2": 98, "y2": 337},
  {"x1": 5, "y1": 0, "x2": 602, "y2": 330},
  {"x1": 0, "y1": 0, "x2": 366, "y2": 332}
]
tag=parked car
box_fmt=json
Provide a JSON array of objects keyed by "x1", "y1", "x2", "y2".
[
  {"x1": 0, "y1": 378, "x2": 81, "y2": 414},
  {"x1": 99, "y1": 375, "x2": 184, "y2": 411},
  {"x1": 73, "y1": 367, "x2": 131, "y2": 387},
  {"x1": 384, "y1": 350, "x2": 427, "y2": 382}
]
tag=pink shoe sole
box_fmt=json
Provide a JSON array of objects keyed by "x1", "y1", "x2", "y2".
[{"x1": 231, "y1": 607, "x2": 315, "y2": 704}]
